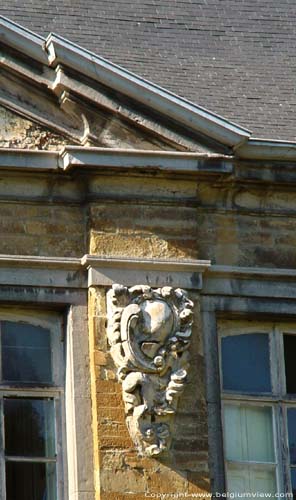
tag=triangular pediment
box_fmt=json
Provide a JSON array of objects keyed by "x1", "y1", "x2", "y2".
[
  {"x1": 0, "y1": 105, "x2": 71, "y2": 150},
  {"x1": 0, "y1": 16, "x2": 251, "y2": 154}
]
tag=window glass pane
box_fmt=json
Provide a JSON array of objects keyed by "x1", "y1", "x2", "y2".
[
  {"x1": 291, "y1": 468, "x2": 296, "y2": 500},
  {"x1": 1, "y1": 321, "x2": 52, "y2": 384},
  {"x1": 6, "y1": 461, "x2": 56, "y2": 500},
  {"x1": 224, "y1": 404, "x2": 275, "y2": 463},
  {"x1": 227, "y1": 466, "x2": 276, "y2": 499},
  {"x1": 287, "y1": 408, "x2": 296, "y2": 465},
  {"x1": 221, "y1": 333, "x2": 271, "y2": 393},
  {"x1": 249, "y1": 468, "x2": 276, "y2": 496},
  {"x1": 226, "y1": 467, "x2": 249, "y2": 499},
  {"x1": 284, "y1": 335, "x2": 296, "y2": 394},
  {"x1": 4, "y1": 398, "x2": 55, "y2": 458}
]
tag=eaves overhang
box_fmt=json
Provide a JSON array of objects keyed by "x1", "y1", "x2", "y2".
[
  {"x1": 0, "y1": 148, "x2": 233, "y2": 176},
  {"x1": 0, "y1": 16, "x2": 48, "y2": 64},
  {"x1": 235, "y1": 139, "x2": 296, "y2": 161},
  {"x1": 60, "y1": 147, "x2": 233, "y2": 174},
  {"x1": 45, "y1": 34, "x2": 251, "y2": 148},
  {"x1": 0, "y1": 16, "x2": 250, "y2": 150},
  {"x1": 1, "y1": 17, "x2": 296, "y2": 160}
]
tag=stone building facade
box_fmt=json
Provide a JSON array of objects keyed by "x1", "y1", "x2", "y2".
[{"x1": 1, "y1": 15, "x2": 296, "y2": 500}]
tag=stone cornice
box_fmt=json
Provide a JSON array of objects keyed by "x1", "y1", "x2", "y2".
[
  {"x1": 203, "y1": 265, "x2": 296, "y2": 300},
  {"x1": 81, "y1": 255, "x2": 211, "y2": 272},
  {"x1": 3, "y1": 17, "x2": 296, "y2": 159},
  {"x1": 2, "y1": 255, "x2": 296, "y2": 297},
  {"x1": 0, "y1": 254, "x2": 211, "y2": 290},
  {"x1": 83, "y1": 255, "x2": 211, "y2": 289},
  {"x1": 208, "y1": 265, "x2": 296, "y2": 280},
  {"x1": 0, "y1": 254, "x2": 81, "y2": 269},
  {"x1": 0, "y1": 148, "x2": 234, "y2": 176}
]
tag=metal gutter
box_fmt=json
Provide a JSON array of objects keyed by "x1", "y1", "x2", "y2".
[
  {"x1": 60, "y1": 147, "x2": 234, "y2": 174},
  {"x1": 2, "y1": 144, "x2": 296, "y2": 175},
  {"x1": 0, "y1": 16, "x2": 48, "y2": 64},
  {"x1": 45, "y1": 34, "x2": 251, "y2": 148},
  {"x1": 2, "y1": 18, "x2": 296, "y2": 159},
  {"x1": 0, "y1": 147, "x2": 234, "y2": 175},
  {"x1": 0, "y1": 149, "x2": 59, "y2": 171},
  {"x1": 235, "y1": 138, "x2": 296, "y2": 160}
]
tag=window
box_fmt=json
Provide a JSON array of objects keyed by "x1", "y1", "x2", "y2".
[
  {"x1": 0, "y1": 309, "x2": 64, "y2": 500},
  {"x1": 219, "y1": 320, "x2": 296, "y2": 499}
]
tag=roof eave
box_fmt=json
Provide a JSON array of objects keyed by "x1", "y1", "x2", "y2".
[
  {"x1": 45, "y1": 33, "x2": 251, "y2": 148},
  {"x1": 236, "y1": 139, "x2": 296, "y2": 160},
  {"x1": 2, "y1": 17, "x2": 296, "y2": 159},
  {"x1": 0, "y1": 147, "x2": 233, "y2": 175},
  {"x1": 0, "y1": 16, "x2": 48, "y2": 64}
]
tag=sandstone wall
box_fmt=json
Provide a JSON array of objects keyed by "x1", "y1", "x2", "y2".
[
  {"x1": 88, "y1": 287, "x2": 209, "y2": 500},
  {"x1": 0, "y1": 161, "x2": 295, "y2": 498}
]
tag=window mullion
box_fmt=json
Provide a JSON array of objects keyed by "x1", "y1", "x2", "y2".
[
  {"x1": 0, "y1": 396, "x2": 6, "y2": 500},
  {"x1": 274, "y1": 326, "x2": 286, "y2": 396},
  {"x1": 283, "y1": 404, "x2": 293, "y2": 496},
  {"x1": 5, "y1": 456, "x2": 56, "y2": 463}
]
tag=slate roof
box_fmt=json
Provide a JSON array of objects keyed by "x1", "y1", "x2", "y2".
[{"x1": 0, "y1": 1, "x2": 295, "y2": 141}]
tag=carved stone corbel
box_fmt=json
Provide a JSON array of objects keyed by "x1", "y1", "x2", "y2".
[{"x1": 107, "y1": 284, "x2": 194, "y2": 457}]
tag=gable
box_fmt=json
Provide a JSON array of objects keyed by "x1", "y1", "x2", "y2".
[
  {"x1": 0, "y1": 16, "x2": 254, "y2": 155},
  {"x1": 2, "y1": 17, "x2": 296, "y2": 161},
  {"x1": 0, "y1": 59, "x2": 183, "y2": 152}
]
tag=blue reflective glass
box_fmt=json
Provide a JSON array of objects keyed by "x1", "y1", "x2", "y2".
[
  {"x1": 288, "y1": 409, "x2": 296, "y2": 465},
  {"x1": 221, "y1": 333, "x2": 271, "y2": 393},
  {"x1": 291, "y1": 468, "x2": 296, "y2": 500},
  {"x1": 1, "y1": 321, "x2": 52, "y2": 384}
]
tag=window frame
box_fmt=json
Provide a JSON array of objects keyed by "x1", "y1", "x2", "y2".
[
  {"x1": 0, "y1": 257, "x2": 95, "y2": 500},
  {"x1": 218, "y1": 320, "x2": 296, "y2": 498},
  {"x1": 0, "y1": 307, "x2": 65, "y2": 500}
]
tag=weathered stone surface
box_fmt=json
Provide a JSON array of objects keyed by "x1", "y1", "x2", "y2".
[
  {"x1": 106, "y1": 284, "x2": 194, "y2": 457},
  {"x1": 89, "y1": 287, "x2": 209, "y2": 498},
  {"x1": 0, "y1": 106, "x2": 70, "y2": 150}
]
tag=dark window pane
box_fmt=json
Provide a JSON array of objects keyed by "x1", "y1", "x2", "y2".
[
  {"x1": 1, "y1": 321, "x2": 52, "y2": 384},
  {"x1": 6, "y1": 461, "x2": 56, "y2": 500},
  {"x1": 288, "y1": 409, "x2": 296, "y2": 465},
  {"x1": 221, "y1": 333, "x2": 271, "y2": 393},
  {"x1": 291, "y1": 468, "x2": 296, "y2": 500},
  {"x1": 4, "y1": 398, "x2": 55, "y2": 457},
  {"x1": 284, "y1": 335, "x2": 296, "y2": 394}
]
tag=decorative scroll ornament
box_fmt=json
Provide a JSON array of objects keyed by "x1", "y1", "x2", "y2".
[{"x1": 107, "y1": 284, "x2": 194, "y2": 457}]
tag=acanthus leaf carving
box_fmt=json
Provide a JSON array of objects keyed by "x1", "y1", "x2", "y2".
[{"x1": 106, "y1": 284, "x2": 194, "y2": 457}]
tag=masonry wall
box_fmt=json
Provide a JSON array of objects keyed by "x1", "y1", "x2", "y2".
[
  {"x1": 88, "y1": 286, "x2": 209, "y2": 500},
  {"x1": 1, "y1": 161, "x2": 296, "y2": 498},
  {"x1": 3, "y1": 169, "x2": 296, "y2": 268}
]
